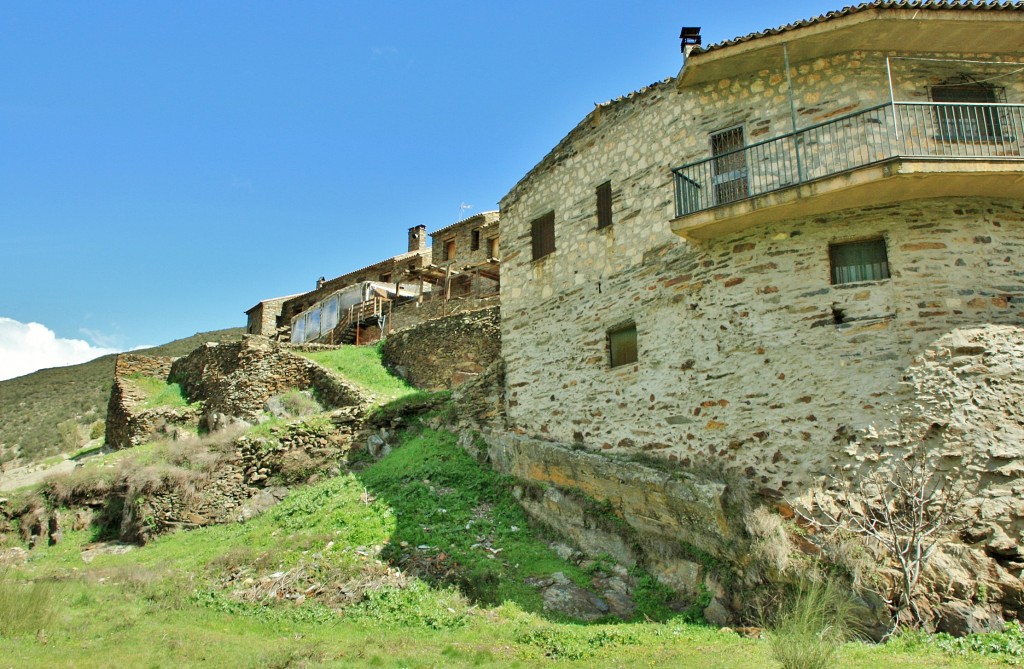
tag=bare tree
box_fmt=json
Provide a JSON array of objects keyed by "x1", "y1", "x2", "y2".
[{"x1": 797, "y1": 443, "x2": 967, "y2": 628}]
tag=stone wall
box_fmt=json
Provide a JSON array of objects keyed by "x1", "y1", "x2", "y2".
[
  {"x1": 106, "y1": 354, "x2": 196, "y2": 449},
  {"x1": 169, "y1": 336, "x2": 370, "y2": 423},
  {"x1": 497, "y1": 36, "x2": 1024, "y2": 626},
  {"x1": 430, "y1": 211, "x2": 500, "y2": 266},
  {"x1": 246, "y1": 297, "x2": 292, "y2": 337},
  {"x1": 380, "y1": 306, "x2": 500, "y2": 390}
]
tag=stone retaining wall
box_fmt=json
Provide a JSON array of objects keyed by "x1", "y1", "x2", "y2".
[
  {"x1": 380, "y1": 306, "x2": 500, "y2": 390},
  {"x1": 169, "y1": 336, "x2": 371, "y2": 423}
]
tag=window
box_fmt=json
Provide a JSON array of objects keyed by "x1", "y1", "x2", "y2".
[
  {"x1": 931, "y1": 80, "x2": 1005, "y2": 142},
  {"x1": 444, "y1": 239, "x2": 455, "y2": 262},
  {"x1": 596, "y1": 181, "x2": 613, "y2": 229},
  {"x1": 531, "y1": 212, "x2": 555, "y2": 260},
  {"x1": 608, "y1": 322, "x2": 638, "y2": 368},
  {"x1": 711, "y1": 126, "x2": 748, "y2": 205},
  {"x1": 471, "y1": 229, "x2": 481, "y2": 251},
  {"x1": 379, "y1": 272, "x2": 391, "y2": 283},
  {"x1": 829, "y1": 238, "x2": 890, "y2": 285},
  {"x1": 487, "y1": 236, "x2": 498, "y2": 259}
]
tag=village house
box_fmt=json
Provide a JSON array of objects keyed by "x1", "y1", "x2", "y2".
[
  {"x1": 415, "y1": 211, "x2": 501, "y2": 302},
  {"x1": 498, "y1": 0, "x2": 1024, "y2": 510},
  {"x1": 244, "y1": 293, "x2": 303, "y2": 337},
  {"x1": 252, "y1": 213, "x2": 502, "y2": 345}
]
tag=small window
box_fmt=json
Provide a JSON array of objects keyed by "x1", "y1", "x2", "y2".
[
  {"x1": 829, "y1": 238, "x2": 890, "y2": 285},
  {"x1": 380, "y1": 273, "x2": 391, "y2": 283},
  {"x1": 487, "y1": 237, "x2": 498, "y2": 259},
  {"x1": 531, "y1": 212, "x2": 555, "y2": 261},
  {"x1": 444, "y1": 239, "x2": 455, "y2": 262},
  {"x1": 471, "y1": 229, "x2": 481, "y2": 251},
  {"x1": 596, "y1": 181, "x2": 613, "y2": 229},
  {"x1": 608, "y1": 322, "x2": 638, "y2": 368}
]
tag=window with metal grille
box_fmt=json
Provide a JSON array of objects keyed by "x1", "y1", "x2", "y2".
[
  {"x1": 531, "y1": 212, "x2": 555, "y2": 260},
  {"x1": 931, "y1": 80, "x2": 1005, "y2": 142},
  {"x1": 596, "y1": 181, "x2": 613, "y2": 229},
  {"x1": 471, "y1": 229, "x2": 481, "y2": 251},
  {"x1": 608, "y1": 322, "x2": 638, "y2": 368},
  {"x1": 711, "y1": 126, "x2": 748, "y2": 205},
  {"x1": 829, "y1": 238, "x2": 890, "y2": 285}
]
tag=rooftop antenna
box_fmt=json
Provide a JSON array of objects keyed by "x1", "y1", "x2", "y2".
[{"x1": 459, "y1": 202, "x2": 473, "y2": 219}]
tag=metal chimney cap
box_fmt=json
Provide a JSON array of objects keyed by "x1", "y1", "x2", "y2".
[{"x1": 680, "y1": 26, "x2": 701, "y2": 47}]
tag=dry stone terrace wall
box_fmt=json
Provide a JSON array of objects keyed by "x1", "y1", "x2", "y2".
[
  {"x1": 169, "y1": 336, "x2": 370, "y2": 423},
  {"x1": 105, "y1": 354, "x2": 194, "y2": 449},
  {"x1": 380, "y1": 307, "x2": 500, "y2": 390}
]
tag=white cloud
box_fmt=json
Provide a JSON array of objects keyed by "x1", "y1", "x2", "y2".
[{"x1": 0, "y1": 317, "x2": 121, "y2": 381}]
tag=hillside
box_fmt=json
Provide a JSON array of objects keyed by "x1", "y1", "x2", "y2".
[
  {"x1": 3, "y1": 344, "x2": 1016, "y2": 667},
  {"x1": 0, "y1": 327, "x2": 245, "y2": 466}
]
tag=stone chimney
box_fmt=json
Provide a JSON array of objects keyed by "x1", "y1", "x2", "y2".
[
  {"x1": 408, "y1": 225, "x2": 427, "y2": 252},
  {"x1": 680, "y1": 26, "x2": 701, "y2": 62}
]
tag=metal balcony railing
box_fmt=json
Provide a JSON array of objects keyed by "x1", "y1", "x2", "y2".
[{"x1": 672, "y1": 102, "x2": 1024, "y2": 218}]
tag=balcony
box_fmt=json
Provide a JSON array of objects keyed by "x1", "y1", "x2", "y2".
[{"x1": 671, "y1": 102, "x2": 1024, "y2": 240}]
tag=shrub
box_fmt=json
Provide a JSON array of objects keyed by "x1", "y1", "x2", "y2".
[{"x1": 767, "y1": 579, "x2": 859, "y2": 669}]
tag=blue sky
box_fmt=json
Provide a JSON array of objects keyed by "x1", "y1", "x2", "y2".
[{"x1": 0, "y1": 0, "x2": 845, "y2": 378}]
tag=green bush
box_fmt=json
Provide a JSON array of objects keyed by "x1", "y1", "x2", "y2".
[{"x1": 767, "y1": 580, "x2": 859, "y2": 669}]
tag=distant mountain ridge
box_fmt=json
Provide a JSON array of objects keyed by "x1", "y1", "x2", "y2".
[{"x1": 0, "y1": 328, "x2": 245, "y2": 466}]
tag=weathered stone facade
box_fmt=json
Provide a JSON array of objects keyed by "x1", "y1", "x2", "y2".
[
  {"x1": 245, "y1": 295, "x2": 300, "y2": 337},
  {"x1": 497, "y1": 3, "x2": 1024, "y2": 623},
  {"x1": 381, "y1": 306, "x2": 501, "y2": 390},
  {"x1": 430, "y1": 211, "x2": 500, "y2": 267}
]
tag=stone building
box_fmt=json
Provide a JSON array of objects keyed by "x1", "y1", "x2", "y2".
[
  {"x1": 499, "y1": 0, "x2": 1024, "y2": 513},
  {"x1": 275, "y1": 226, "x2": 434, "y2": 343},
  {"x1": 244, "y1": 294, "x2": 302, "y2": 337},
  {"x1": 420, "y1": 211, "x2": 501, "y2": 300}
]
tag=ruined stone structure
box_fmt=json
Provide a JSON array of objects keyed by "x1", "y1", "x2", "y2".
[
  {"x1": 105, "y1": 337, "x2": 371, "y2": 449},
  {"x1": 105, "y1": 354, "x2": 200, "y2": 450},
  {"x1": 497, "y1": 1, "x2": 1024, "y2": 626}
]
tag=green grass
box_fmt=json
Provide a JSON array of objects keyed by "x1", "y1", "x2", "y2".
[
  {"x1": 0, "y1": 375, "x2": 1016, "y2": 667},
  {"x1": 129, "y1": 375, "x2": 192, "y2": 409},
  {"x1": 299, "y1": 344, "x2": 417, "y2": 401}
]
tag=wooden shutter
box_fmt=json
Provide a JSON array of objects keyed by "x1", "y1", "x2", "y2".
[
  {"x1": 531, "y1": 212, "x2": 555, "y2": 260},
  {"x1": 596, "y1": 181, "x2": 613, "y2": 229}
]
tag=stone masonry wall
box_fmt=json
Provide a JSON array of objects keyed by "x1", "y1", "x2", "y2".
[
  {"x1": 431, "y1": 211, "x2": 500, "y2": 267},
  {"x1": 499, "y1": 39, "x2": 1024, "y2": 609},
  {"x1": 169, "y1": 336, "x2": 371, "y2": 423},
  {"x1": 106, "y1": 354, "x2": 193, "y2": 450},
  {"x1": 380, "y1": 306, "x2": 500, "y2": 390}
]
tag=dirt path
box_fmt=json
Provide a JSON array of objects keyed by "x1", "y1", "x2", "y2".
[{"x1": 0, "y1": 458, "x2": 77, "y2": 492}]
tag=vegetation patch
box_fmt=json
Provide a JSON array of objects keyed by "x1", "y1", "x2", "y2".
[
  {"x1": 128, "y1": 375, "x2": 192, "y2": 409},
  {"x1": 299, "y1": 344, "x2": 417, "y2": 401}
]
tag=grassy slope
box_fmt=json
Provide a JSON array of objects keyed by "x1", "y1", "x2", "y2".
[
  {"x1": 0, "y1": 344, "x2": 1014, "y2": 667},
  {"x1": 0, "y1": 327, "x2": 245, "y2": 465}
]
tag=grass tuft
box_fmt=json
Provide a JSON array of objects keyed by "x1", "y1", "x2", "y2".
[
  {"x1": 767, "y1": 579, "x2": 860, "y2": 669},
  {"x1": 0, "y1": 569, "x2": 63, "y2": 637}
]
